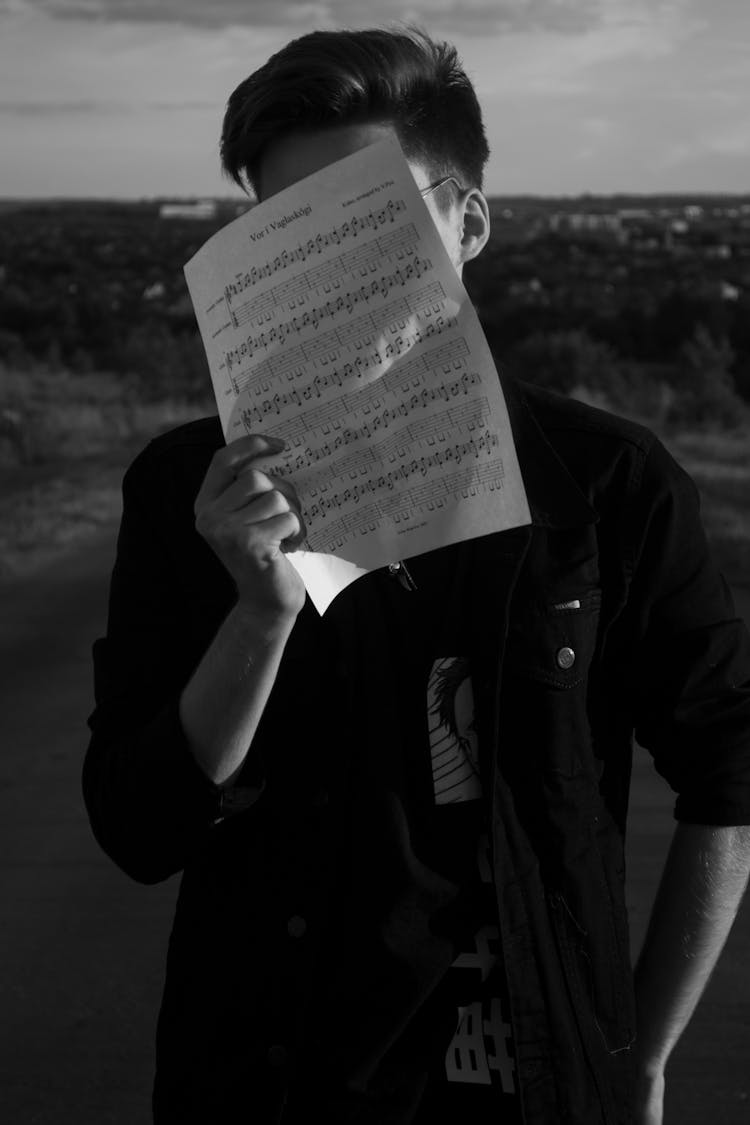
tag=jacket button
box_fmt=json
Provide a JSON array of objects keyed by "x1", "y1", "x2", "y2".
[
  {"x1": 556, "y1": 646, "x2": 575, "y2": 670},
  {"x1": 266, "y1": 1044, "x2": 287, "y2": 1067},
  {"x1": 287, "y1": 914, "x2": 307, "y2": 938}
]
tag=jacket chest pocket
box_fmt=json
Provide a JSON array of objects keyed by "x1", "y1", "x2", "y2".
[{"x1": 501, "y1": 587, "x2": 602, "y2": 778}]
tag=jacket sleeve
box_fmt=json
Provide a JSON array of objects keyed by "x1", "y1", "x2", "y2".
[
  {"x1": 82, "y1": 445, "x2": 265, "y2": 885},
  {"x1": 622, "y1": 435, "x2": 750, "y2": 825}
]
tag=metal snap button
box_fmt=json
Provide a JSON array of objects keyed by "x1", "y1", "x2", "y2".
[
  {"x1": 556, "y1": 646, "x2": 576, "y2": 670},
  {"x1": 266, "y1": 1044, "x2": 287, "y2": 1067},
  {"x1": 287, "y1": 914, "x2": 307, "y2": 938}
]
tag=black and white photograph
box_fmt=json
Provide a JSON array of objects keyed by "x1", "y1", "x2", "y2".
[{"x1": 1, "y1": 3, "x2": 749, "y2": 1123}]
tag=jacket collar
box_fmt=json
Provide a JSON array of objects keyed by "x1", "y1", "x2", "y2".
[{"x1": 500, "y1": 372, "x2": 599, "y2": 531}]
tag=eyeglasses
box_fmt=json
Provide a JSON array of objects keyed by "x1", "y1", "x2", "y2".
[{"x1": 419, "y1": 175, "x2": 464, "y2": 198}]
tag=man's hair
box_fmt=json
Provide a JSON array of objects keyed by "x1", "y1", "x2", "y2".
[{"x1": 220, "y1": 27, "x2": 490, "y2": 199}]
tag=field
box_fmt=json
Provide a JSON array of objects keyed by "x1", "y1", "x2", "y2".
[
  {"x1": 0, "y1": 364, "x2": 747, "y2": 589},
  {"x1": 2, "y1": 195, "x2": 749, "y2": 584}
]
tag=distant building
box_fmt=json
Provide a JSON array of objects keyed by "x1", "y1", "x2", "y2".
[
  {"x1": 617, "y1": 208, "x2": 651, "y2": 221},
  {"x1": 508, "y1": 277, "x2": 545, "y2": 299},
  {"x1": 143, "y1": 281, "x2": 167, "y2": 301},
  {"x1": 720, "y1": 281, "x2": 740, "y2": 301},
  {"x1": 548, "y1": 212, "x2": 622, "y2": 233},
  {"x1": 684, "y1": 204, "x2": 704, "y2": 219},
  {"x1": 705, "y1": 244, "x2": 732, "y2": 260},
  {"x1": 159, "y1": 200, "x2": 217, "y2": 220}
]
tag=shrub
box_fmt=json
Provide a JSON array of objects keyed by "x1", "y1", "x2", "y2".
[
  {"x1": 667, "y1": 324, "x2": 746, "y2": 428},
  {"x1": 502, "y1": 329, "x2": 628, "y2": 399}
]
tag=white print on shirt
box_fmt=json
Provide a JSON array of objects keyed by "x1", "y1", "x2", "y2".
[
  {"x1": 452, "y1": 923, "x2": 499, "y2": 982},
  {"x1": 444, "y1": 997, "x2": 516, "y2": 1092},
  {"x1": 446, "y1": 829, "x2": 518, "y2": 1094},
  {"x1": 427, "y1": 657, "x2": 481, "y2": 805},
  {"x1": 427, "y1": 664, "x2": 518, "y2": 1094}
]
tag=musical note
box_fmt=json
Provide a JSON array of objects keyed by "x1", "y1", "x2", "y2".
[
  {"x1": 236, "y1": 334, "x2": 470, "y2": 437},
  {"x1": 184, "y1": 136, "x2": 530, "y2": 614},
  {"x1": 225, "y1": 273, "x2": 443, "y2": 376},
  {"x1": 267, "y1": 387, "x2": 488, "y2": 493},
  {"x1": 223, "y1": 199, "x2": 407, "y2": 304},
  {"x1": 228, "y1": 223, "x2": 420, "y2": 327},
  {"x1": 294, "y1": 424, "x2": 498, "y2": 503},
  {"x1": 309, "y1": 458, "x2": 506, "y2": 552}
]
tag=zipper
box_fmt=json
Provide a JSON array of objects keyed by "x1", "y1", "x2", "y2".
[{"x1": 387, "y1": 560, "x2": 418, "y2": 592}]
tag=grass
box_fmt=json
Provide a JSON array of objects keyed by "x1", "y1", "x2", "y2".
[
  {"x1": 0, "y1": 366, "x2": 748, "y2": 587},
  {"x1": 660, "y1": 427, "x2": 750, "y2": 589},
  {"x1": 0, "y1": 367, "x2": 215, "y2": 581}
]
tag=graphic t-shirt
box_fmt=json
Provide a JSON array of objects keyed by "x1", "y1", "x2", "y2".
[
  {"x1": 412, "y1": 655, "x2": 519, "y2": 1121},
  {"x1": 286, "y1": 543, "x2": 521, "y2": 1124}
]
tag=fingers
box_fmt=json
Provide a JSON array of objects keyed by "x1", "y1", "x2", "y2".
[
  {"x1": 254, "y1": 490, "x2": 308, "y2": 549},
  {"x1": 236, "y1": 480, "x2": 307, "y2": 548},
  {"x1": 242, "y1": 487, "x2": 293, "y2": 524},
  {"x1": 229, "y1": 466, "x2": 298, "y2": 511},
  {"x1": 195, "y1": 433, "x2": 307, "y2": 551},
  {"x1": 229, "y1": 466, "x2": 306, "y2": 543},
  {"x1": 242, "y1": 510, "x2": 302, "y2": 560},
  {"x1": 195, "y1": 433, "x2": 285, "y2": 508}
]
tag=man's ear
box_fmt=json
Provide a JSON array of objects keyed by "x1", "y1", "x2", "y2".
[{"x1": 458, "y1": 189, "x2": 490, "y2": 265}]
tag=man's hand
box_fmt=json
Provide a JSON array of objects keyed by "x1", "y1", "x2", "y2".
[
  {"x1": 194, "y1": 432, "x2": 307, "y2": 621},
  {"x1": 633, "y1": 1067, "x2": 665, "y2": 1125}
]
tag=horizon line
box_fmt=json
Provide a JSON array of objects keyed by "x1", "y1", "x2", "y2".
[{"x1": 2, "y1": 190, "x2": 749, "y2": 204}]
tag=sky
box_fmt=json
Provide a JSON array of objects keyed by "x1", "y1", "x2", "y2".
[{"x1": 1, "y1": 0, "x2": 748, "y2": 198}]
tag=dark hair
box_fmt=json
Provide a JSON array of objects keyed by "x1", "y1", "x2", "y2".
[{"x1": 220, "y1": 26, "x2": 490, "y2": 198}]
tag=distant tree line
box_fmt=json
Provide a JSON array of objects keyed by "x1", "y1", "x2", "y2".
[{"x1": 1, "y1": 202, "x2": 748, "y2": 429}]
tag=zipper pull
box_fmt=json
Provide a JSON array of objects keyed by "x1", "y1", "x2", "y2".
[{"x1": 388, "y1": 561, "x2": 418, "y2": 592}]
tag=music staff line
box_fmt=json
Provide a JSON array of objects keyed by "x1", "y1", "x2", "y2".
[
  {"x1": 228, "y1": 223, "x2": 420, "y2": 327},
  {"x1": 227, "y1": 289, "x2": 461, "y2": 394},
  {"x1": 226, "y1": 260, "x2": 435, "y2": 363},
  {"x1": 305, "y1": 433, "x2": 500, "y2": 518},
  {"x1": 306, "y1": 460, "x2": 507, "y2": 551},
  {"x1": 230, "y1": 289, "x2": 447, "y2": 395},
  {"x1": 239, "y1": 335, "x2": 469, "y2": 435},
  {"x1": 223, "y1": 198, "x2": 407, "y2": 301},
  {"x1": 241, "y1": 363, "x2": 479, "y2": 443},
  {"x1": 278, "y1": 398, "x2": 491, "y2": 493}
]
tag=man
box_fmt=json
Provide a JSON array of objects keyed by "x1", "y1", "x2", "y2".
[{"x1": 83, "y1": 26, "x2": 750, "y2": 1125}]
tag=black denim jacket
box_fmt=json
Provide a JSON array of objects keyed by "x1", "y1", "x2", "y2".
[{"x1": 83, "y1": 377, "x2": 750, "y2": 1124}]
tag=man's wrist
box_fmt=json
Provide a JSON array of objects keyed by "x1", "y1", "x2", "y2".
[
  {"x1": 633, "y1": 1050, "x2": 666, "y2": 1081},
  {"x1": 231, "y1": 598, "x2": 299, "y2": 639}
]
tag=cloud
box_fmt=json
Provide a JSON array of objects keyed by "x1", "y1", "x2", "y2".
[
  {"x1": 0, "y1": 98, "x2": 102, "y2": 114},
  {"x1": 463, "y1": 3, "x2": 699, "y2": 100},
  {"x1": 0, "y1": 98, "x2": 213, "y2": 114},
  {"x1": 0, "y1": 0, "x2": 689, "y2": 36},
  {"x1": 661, "y1": 121, "x2": 750, "y2": 167}
]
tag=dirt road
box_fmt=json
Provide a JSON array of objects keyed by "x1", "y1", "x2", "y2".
[{"x1": 0, "y1": 525, "x2": 748, "y2": 1124}]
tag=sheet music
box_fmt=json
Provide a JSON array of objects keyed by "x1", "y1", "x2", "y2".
[{"x1": 184, "y1": 137, "x2": 530, "y2": 615}]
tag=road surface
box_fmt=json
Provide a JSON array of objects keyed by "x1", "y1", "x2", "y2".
[{"x1": 0, "y1": 525, "x2": 748, "y2": 1123}]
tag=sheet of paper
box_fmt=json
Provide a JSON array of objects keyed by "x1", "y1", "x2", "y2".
[{"x1": 184, "y1": 136, "x2": 530, "y2": 615}]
